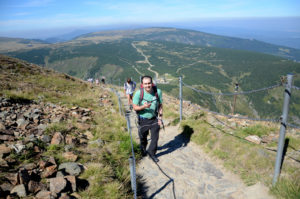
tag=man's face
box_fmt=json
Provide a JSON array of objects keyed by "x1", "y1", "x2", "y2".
[{"x1": 142, "y1": 78, "x2": 152, "y2": 92}]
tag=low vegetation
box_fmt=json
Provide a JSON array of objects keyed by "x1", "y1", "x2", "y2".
[
  {"x1": 179, "y1": 111, "x2": 300, "y2": 199},
  {"x1": 0, "y1": 55, "x2": 140, "y2": 198}
]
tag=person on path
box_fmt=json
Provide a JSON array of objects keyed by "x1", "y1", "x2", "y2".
[
  {"x1": 132, "y1": 76, "x2": 163, "y2": 162},
  {"x1": 124, "y1": 78, "x2": 136, "y2": 110}
]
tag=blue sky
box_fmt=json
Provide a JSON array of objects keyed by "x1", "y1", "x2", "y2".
[{"x1": 0, "y1": 0, "x2": 299, "y2": 38}]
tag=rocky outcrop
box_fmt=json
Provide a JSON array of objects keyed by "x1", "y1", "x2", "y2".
[{"x1": 0, "y1": 97, "x2": 96, "y2": 199}]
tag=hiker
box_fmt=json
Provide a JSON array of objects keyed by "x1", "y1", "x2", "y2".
[
  {"x1": 101, "y1": 76, "x2": 106, "y2": 84},
  {"x1": 132, "y1": 75, "x2": 163, "y2": 163},
  {"x1": 124, "y1": 78, "x2": 136, "y2": 110}
]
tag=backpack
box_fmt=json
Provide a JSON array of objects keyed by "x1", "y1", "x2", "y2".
[{"x1": 137, "y1": 83, "x2": 161, "y2": 116}]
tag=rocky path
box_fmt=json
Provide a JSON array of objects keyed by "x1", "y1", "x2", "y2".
[{"x1": 117, "y1": 90, "x2": 274, "y2": 199}]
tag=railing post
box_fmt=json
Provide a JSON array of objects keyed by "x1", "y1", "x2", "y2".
[
  {"x1": 272, "y1": 73, "x2": 293, "y2": 186},
  {"x1": 179, "y1": 76, "x2": 182, "y2": 122},
  {"x1": 117, "y1": 93, "x2": 122, "y2": 116},
  {"x1": 126, "y1": 114, "x2": 137, "y2": 199},
  {"x1": 129, "y1": 157, "x2": 137, "y2": 199}
]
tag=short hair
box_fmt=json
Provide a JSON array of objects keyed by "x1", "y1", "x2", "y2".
[
  {"x1": 141, "y1": 75, "x2": 152, "y2": 83},
  {"x1": 127, "y1": 77, "x2": 131, "y2": 82}
]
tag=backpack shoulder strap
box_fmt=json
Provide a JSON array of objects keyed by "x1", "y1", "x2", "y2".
[
  {"x1": 138, "y1": 87, "x2": 144, "y2": 106},
  {"x1": 152, "y1": 85, "x2": 160, "y2": 104}
]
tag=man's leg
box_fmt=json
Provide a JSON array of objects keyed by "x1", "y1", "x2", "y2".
[
  {"x1": 138, "y1": 120, "x2": 150, "y2": 156},
  {"x1": 129, "y1": 94, "x2": 133, "y2": 110},
  {"x1": 147, "y1": 119, "x2": 160, "y2": 159}
]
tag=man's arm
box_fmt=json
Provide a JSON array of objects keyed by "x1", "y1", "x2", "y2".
[{"x1": 132, "y1": 102, "x2": 151, "y2": 111}]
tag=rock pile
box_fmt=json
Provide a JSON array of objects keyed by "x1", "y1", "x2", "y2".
[{"x1": 0, "y1": 97, "x2": 94, "y2": 198}]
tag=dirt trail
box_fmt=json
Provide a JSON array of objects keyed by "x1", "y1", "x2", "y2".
[
  {"x1": 131, "y1": 42, "x2": 159, "y2": 80},
  {"x1": 117, "y1": 90, "x2": 274, "y2": 199}
]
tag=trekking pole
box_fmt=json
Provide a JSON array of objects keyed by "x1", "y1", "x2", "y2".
[{"x1": 272, "y1": 73, "x2": 293, "y2": 186}]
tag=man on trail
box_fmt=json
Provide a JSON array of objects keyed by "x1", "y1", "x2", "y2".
[
  {"x1": 124, "y1": 77, "x2": 136, "y2": 110},
  {"x1": 132, "y1": 75, "x2": 163, "y2": 163}
]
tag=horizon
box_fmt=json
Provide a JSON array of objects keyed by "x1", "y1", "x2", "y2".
[{"x1": 0, "y1": 0, "x2": 300, "y2": 39}]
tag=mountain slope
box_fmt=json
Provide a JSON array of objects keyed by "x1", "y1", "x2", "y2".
[
  {"x1": 0, "y1": 37, "x2": 49, "y2": 53},
  {"x1": 75, "y1": 27, "x2": 300, "y2": 61},
  {"x1": 0, "y1": 54, "x2": 136, "y2": 198},
  {"x1": 4, "y1": 38, "x2": 300, "y2": 125}
]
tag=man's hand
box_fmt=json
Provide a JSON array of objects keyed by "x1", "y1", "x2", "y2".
[
  {"x1": 158, "y1": 118, "x2": 162, "y2": 126},
  {"x1": 143, "y1": 102, "x2": 151, "y2": 109}
]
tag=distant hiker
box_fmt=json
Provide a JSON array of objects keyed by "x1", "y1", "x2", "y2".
[
  {"x1": 95, "y1": 79, "x2": 99, "y2": 85},
  {"x1": 132, "y1": 75, "x2": 163, "y2": 163},
  {"x1": 124, "y1": 78, "x2": 136, "y2": 110},
  {"x1": 101, "y1": 76, "x2": 106, "y2": 84}
]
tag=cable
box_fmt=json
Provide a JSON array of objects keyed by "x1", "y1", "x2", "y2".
[
  {"x1": 182, "y1": 82, "x2": 281, "y2": 96},
  {"x1": 292, "y1": 85, "x2": 300, "y2": 91}
]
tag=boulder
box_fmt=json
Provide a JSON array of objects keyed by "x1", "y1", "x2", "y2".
[
  {"x1": 83, "y1": 131, "x2": 94, "y2": 140},
  {"x1": 0, "y1": 121, "x2": 5, "y2": 130},
  {"x1": 16, "y1": 118, "x2": 29, "y2": 130},
  {"x1": 0, "y1": 182, "x2": 13, "y2": 192},
  {"x1": 62, "y1": 152, "x2": 78, "y2": 162},
  {"x1": 41, "y1": 135, "x2": 51, "y2": 143},
  {"x1": 59, "y1": 193, "x2": 71, "y2": 199},
  {"x1": 51, "y1": 132, "x2": 64, "y2": 145},
  {"x1": 0, "y1": 134, "x2": 14, "y2": 141},
  {"x1": 0, "y1": 144, "x2": 11, "y2": 155},
  {"x1": 10, "y1": 184, "x2": 27, "y2": 197},
  {"x1": 42, "y1": 165, "x2": 57, "y2": 178},
  {"x1": 49, "y1": 177, "x2": 67, "y2": 194},
  {"x1": 5, "y1": 173, "x2": 19, "y2": 185},
  {"x1": 58, "y1": 162, "x2": 83, "y2": 177},
  {"x1": 65, "y1": 175, "x2": 76, "y2": 192},
  {"x1": 245, "y1": 135, "x2": 262, "y2": 144},
  {"x1": 36, "y1": 190, "x2": 52, "y2": 199}
]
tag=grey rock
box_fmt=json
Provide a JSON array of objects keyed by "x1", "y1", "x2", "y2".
[
  {"x1": 37, "y1": 124, "x2": 47, "y2": 131},
  {"x1": 89, "y1": 138, "x2": 104, "y2": 147},
  {"x1": 16, "y1": 118, "x2": 29, "y2": 129},
  {"x1": 50, "y1": 177, "x2": 67, "y2": 194},
  {"x1": 41, "y1": 135, "x2": 51, "y2": 143},
  {"x1": 58, "y1": 162, "x2": 83, "y2": 176},
  {"x1": 10, "y1": 184, "x2": 27, "y2": 197},
  {"x1": 64, "y1": 145, "x2": 73, "y2": 152},
  {"x1": 36, "y1": 190, "x2": 53, "y2": 199}
]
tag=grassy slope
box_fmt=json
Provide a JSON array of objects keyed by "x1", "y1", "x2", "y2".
[
  {"x1": 75, "y1": 27, "x2": 300, "y2": 61},
  {"x1": 5, "y1": 39, "x2": 300, "y2": 124},
  {"x1": 0, "y1": 55, "x2": 140, "y2": 198}
]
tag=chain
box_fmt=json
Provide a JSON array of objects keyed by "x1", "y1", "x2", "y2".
[
  {"x1": 292, "y1": 85, "x2": 300, "y2": 91},
  {"x1": 182, "y1": 82, "x2": 281, "y2": 96},
  {"x1": 188, "y1": 103, "x2": 279, "y2": 123}
]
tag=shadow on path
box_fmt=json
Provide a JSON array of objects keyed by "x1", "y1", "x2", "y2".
[
  {"x1": 156, "y1": 125, "x2": 194, "y2": 158},
  {"x1": 149, "y1": 161, "x2": 176, "y2": 199}
]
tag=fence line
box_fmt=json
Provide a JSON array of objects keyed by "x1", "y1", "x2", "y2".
[
  {"x1": 182, "y1": 81, "x2": 281, "y2": 96},
  {"x1": 292, "y1": 85, "x2": 300, "y2": 91},
  {"x1": 188, "y1": 102, "x2": 280, "y2": 123}
]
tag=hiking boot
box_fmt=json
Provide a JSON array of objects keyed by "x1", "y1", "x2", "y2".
[
  {"x1": 148, "y1": 154, "x2": 159, "y2": 163},
  {"x1": 140, "y1": 148, "x2": 147, "y2": 157}
]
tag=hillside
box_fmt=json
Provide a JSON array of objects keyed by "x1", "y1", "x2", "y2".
[
  {"x1": 4, "y1": 36, "x2": 300, "y2": 125},
  {"x1": 0, "y1": 37, "x2": 49, "y2": 53},
  {"x1": 0, "y1": 55, "x2": 137, "y2": 198},
  {"x1": 75, "y1": 27, "x2": 300, "y2": 62},
  {"x1": 0, "y1": 55, "x2": 299, "y2": 199}
]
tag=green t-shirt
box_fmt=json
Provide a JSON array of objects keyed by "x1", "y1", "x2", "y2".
[{"x1": 133, "y1": 88, "x2": 163, "y2": 119}]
